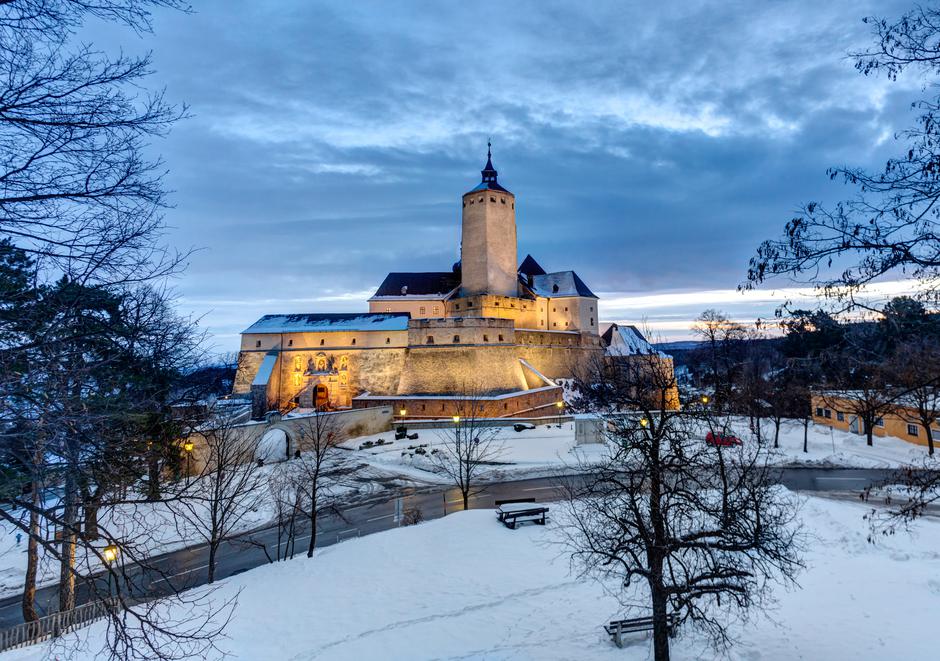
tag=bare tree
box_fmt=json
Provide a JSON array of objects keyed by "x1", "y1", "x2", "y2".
[
  {"x1": 562, "y1": 350, "x2": 804, "y2": 661},
  {"x1": 266, "y1": 461, "x2": 302, "y2": 562},
  {"x1": 691, "y1": 309, "x2": 747, "y2": 412},
  {"x1": 886, "y1": 337, "x2": 940, "y2": 456},
  {"x1": 170, "y1": 412, "x2": 265, "y2": 584},
  {"x1": 745, "y1": 5, "x2": 940, "y2": 308},
  {"x1": 430, "y1": 387, "x2": 503, "y2": 511},
  {"x1": 288, "y1": 409, "x2": 363, "y2": 558}
]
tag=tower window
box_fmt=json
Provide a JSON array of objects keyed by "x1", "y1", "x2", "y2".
[
  {"x1": 351, "y1": 338, "x2": 356, "y2": 345},
  {"x1": 483, "y1": 335, "x2": 489, "y2": 342},
  {"x1": 490, "y1": 196, "x2": 496, "y2": 203},
  {"x1": 498, "y1": 334, "x2": 504, "y2": 341},
  {"x1": 419, "y1": 306, "x2": 426, "y2": 315},
  {"x1": 427, "y1": 336, "x2": 434, "y2": 344},
  {"x1": 453, "y1": 335, "x2": 460, "y2": 343},
  {"x1": 386, "y1": 337, "x2": 391, "y2": 344},
  {"x1": 288, "y1": 339, "x2": 293, "y2": 346},
  {"x1": 320, "y1": 339, "x2": 325, "y2": 346},
  {"x1": 255, "y1": 340, "x2": 261, "y2": 348},
  {"x1": 479, "y1": 197, "x2": 483, "y2": 202},
  {"x1": 501, "y1": 198, "x2": 506, "y2": 204},
  {"x1": 512, "y1": 203, "x2": 514, "y2": 209},
  {"x1": 590, "y1": 318, "x2": 594, "y2": 326}
]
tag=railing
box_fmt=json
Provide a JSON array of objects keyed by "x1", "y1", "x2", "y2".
[{"x1": 0, "y1": 597, "x2": 118, "y2": 653}]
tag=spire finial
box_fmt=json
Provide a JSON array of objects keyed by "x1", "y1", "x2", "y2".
[{"x1": 481, "y1": 139, "x2": 497, "y2": 183}]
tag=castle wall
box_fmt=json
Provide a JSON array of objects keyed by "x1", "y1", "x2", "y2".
[
  {"x1": 395, "y1": 344, "x2": 530, "y2": 395},
  {"x1": 407, "y1": 317, "x2": 514, "y2": 346},
  {"x1": 369, "y1": 298, "x2": 446, "y2": 319},
  {"x1": 353, "y1": 386, "x2": 563, "y2": 419},
  {"x1": 545, "y1": 296, "x2": 598, "y2": 333}
]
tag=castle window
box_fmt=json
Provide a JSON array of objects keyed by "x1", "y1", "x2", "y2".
[
  {"x1": 590, "y1": 317, "x2": 594, "y2": 326},
  {"x1": 455, "y1": 303, "x2": 460, "y2": 310},
  {"x1": 498, "y1": 334, "x2": 504, "y2": 342},
  {"x1": 478, "y1": 197, "x2": 483, "y2": 202},
  {"x1": 386, "y1": 337, "x2": 391, "y2": 344},
  {"x1": 467, "y1": 301, "x2": 473, "y2": 308},
  {"x1": 501, "y1": 198, "x2": 506, "y2": 204},
  {"x1": 351, "y1": 338, "x2": 356, "y2": 345},
  {"x1": 590, "y1": 306, "x2": 594, "y2": 312},
  {"x1": 385, "y1": 306, "x2": 391, "y2": 313},
  {"x1": 552, "y1": 307, "x2": 556, "y2": 312},
  {"x1": 427, "y1": 336, "x2": 434, "y2": 344},
  {"x1": 490, "y1": 196, "x2": 496, "y2": 203},
  {"x1": 421, "y1": 404, "x2": 426, "y2": 411},
  {"x1": 453, "y1": 335, "x2": 460, "y2": 343},
  {"x1": 510, "y1": 302, "x2": 514, "y2": 308},
  {"x1": 469, "y1": 199, "x2": 474, "y2": 205},
  {"x1": 552, "y1": 284, "x2": 559, "y2": 293},
  {"x1": 483, "y1": 335, "x2": 489, "y2": 342},
  {"x1": 512, "y1": 203, "x2": 514, "y2": 209},
  {"x1": 494, "y1": 301, "x2": 499, "y2": 306},
  {"x1": 255, "y1": 340, "x2": 261, "y2": 348},
  {"x1": 432, "y1": 306, "x2": 439, "y2": 314},
  {"x1": 288, "y1": 339, "x2": 293, "y2": 347},
  {"x1": 565, "y1": 321, "x2": 569, "y2": 327},
  {"x1": 553, "y1": 322, "x2": 557, "y2": 327},
  {"x1": 564, "y1": 307, "x2": 568, "y2": 312},
  {"x1": 320, "y1": 339, "x2": 325, "y2": 346},
  {"x1": 419, "y1": 306, "x2": 426, "y2": 315}
]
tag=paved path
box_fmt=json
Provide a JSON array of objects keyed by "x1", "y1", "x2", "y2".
[{"x1": 0, "y1": 467, "x2": 899, "y2": 629}]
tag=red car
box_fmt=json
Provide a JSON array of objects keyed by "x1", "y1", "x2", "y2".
[{"x1": 705, "y1": 431, "x2": 742, "y2": 447}]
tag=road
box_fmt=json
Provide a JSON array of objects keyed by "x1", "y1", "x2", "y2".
[{"x1": 0, "y1": 467, "x2": 899, "y2": 629}]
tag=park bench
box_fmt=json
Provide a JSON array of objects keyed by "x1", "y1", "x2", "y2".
[
  {"x1": 495, "y1": 499, "x2": 549, "y2": 529},
  {"x1": 604, "y1": 614, "x2": 678, "y2": 648}
]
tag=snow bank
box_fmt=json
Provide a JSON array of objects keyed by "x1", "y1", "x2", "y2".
[{"x1": 6, "y1": 492, "x2": 940, "y2": 661}]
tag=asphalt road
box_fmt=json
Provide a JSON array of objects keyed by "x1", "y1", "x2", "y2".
[{"x1": 0, "y1": 467, "x2": 900, "y2": 629}]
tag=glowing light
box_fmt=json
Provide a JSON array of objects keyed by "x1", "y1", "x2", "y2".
[
  {"x1": 452, "y1": 416, "x2": 460, "y2": 424},
  {"x1": 103, "y1": 545, "x2": 119, "y2": 564},
  {"x1": 399, "y1": 408, "x2": 407, "y2": 417},
  {"x1": 701, "y1": 395, "x2": 710, "y2": 405},
  {"x1": 640, "y1": 418, "x2": 649, "y2": 428},
  {"x1": 555, "y1": 401, "x2": 564, "y2": 409},
  {"x1": 183, "y1": 441, "x2": 194, "y2": 453}
]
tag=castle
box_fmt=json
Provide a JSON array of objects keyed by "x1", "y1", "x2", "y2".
[{"x1": 233, "y1": 147, "x2": 657, "y2": 420}]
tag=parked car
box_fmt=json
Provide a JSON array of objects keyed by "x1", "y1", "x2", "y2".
[
  {"x1": 513, "y1": 422, "x2": 536, "y2": 432},
  {"x1": 705, "y1": 431, "x2": 741, "y2": 447}
]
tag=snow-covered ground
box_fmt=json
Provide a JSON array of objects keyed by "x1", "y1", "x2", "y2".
[
  {"x1": 5, "y1": 491, "x2": 938, "y2": 660},
  {"x1": 342, "y1": 417, "x2": 936, "y2": 486},
  {"x1": 0, "y1": 458, "x2": 391, "y2": 601}
]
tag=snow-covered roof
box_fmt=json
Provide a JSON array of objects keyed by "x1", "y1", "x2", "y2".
[
  {"x1": 602, "y1": 324, "x2": 665, "y2": 357},
  {"x1": 242, "y1": 313, "x2": 410, "y2": 335},
  {"x1": 529, "y1": 271, "x2": 597, "y2": 298},
  {"x1": 251, "y1": 352, "x2": 279, "y2": 386}
]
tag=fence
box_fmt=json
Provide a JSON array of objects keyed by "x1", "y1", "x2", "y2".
[{"x1": 0, "y1": 597, "x2": 118, "y2": 653}]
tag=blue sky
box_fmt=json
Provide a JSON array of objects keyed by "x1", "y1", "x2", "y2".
[{"x1": 86, "y1": 0, "x2": 921, "y2": 350}]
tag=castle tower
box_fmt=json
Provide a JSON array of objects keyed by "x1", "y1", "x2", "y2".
[{"x1": 459, "y1": 143, "x2": 518, "y2": 297}]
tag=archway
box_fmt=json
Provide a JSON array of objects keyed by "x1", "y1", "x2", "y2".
[
  {"x1": 257, "y1": 428, "x2": 289, "y2": 463},
  {"x1": 315, "y1": 384, "x2": 330, "y2": 409}
]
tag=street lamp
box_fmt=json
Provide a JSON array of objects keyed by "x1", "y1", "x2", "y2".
[
  {"x1": 639, "y1": 418, "x2": 649, "y2": 428},
  {"x1": 555, "y1": 401, "x2": 564, "y2": 428},
  {"x1": 701, "y1": 395, "x2": 710, "y2": 405},
  {"x1": 102, "y1": 544, "x2": 119, "y2": 565},
  {"x1": 183, "y1": 441, "x2": 194, "y2": 481},
  {"x1": 399, "y1": 408, "x2": 407, "y2": 418},
  {"x1": 452, "y1": 415, "x2": 460, "y2": 424}
]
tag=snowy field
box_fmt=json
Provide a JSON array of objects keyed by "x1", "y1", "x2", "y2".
[
  {"x1": 343, "y1": 417, "x2": 936, "y2": 486},
  {"x1": 5, "y1": 491, "x2": 938, "y2": 661}
]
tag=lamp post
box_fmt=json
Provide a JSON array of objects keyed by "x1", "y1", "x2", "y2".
[
  {"x1": 103, "y1": 544, "x2": 119, "y2": 597},
  {"x1": 555, "y1": 401, "x2": 564, "y2": 428},
  {"x1": 183, "y1": 441, "x2": 194, "y2": 483},
  {"x1": 701, "y1": 394, "x2": 710, "y2": 406},
  {"x1": 399, "y1": 408, "x2": 407, "y2": 420}
]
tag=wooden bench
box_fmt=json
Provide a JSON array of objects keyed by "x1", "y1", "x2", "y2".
[
  {"x1": 495, "y1": 501, "x2": 549, "y2": 529},
  {"x1": 605, "y1": 614, "x2": 678, "y2": 648}
]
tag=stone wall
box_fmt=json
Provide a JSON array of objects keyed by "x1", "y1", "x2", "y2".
[
  {"x1": 395, "y1": 344, "x2": 530, "y2": 395},
  {"x1": 353, "y1": 385, "x2": 563, "y2": 419},
  {"x1": 407, "y1": 317, "x2": 514, "y2": 346},
  {"x1": 460, "y1": 189, "x2": 517, "y2": 297}
]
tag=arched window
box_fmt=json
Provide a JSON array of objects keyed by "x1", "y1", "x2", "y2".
[
  {"x1": 427, "y1": 336, "x2": 434, "y2": 344},
  {"x1": 320, "y1": 339, "x2": 325, "y2": 346},
  {"x1": 453, "y1": 335, "x2": 460, "y2": 343},
  {"x1": 351, "y1": 337, "x2": 356, "y2": 345}
]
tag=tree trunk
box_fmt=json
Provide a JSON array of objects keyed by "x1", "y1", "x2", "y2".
[
  {"x1": 462, "y1": 491, "x2": 470, "y2": 511},
  {"x1": 865, "y1": 420, "x2": 874, "y2": 447},
  {"x1": 773, "y1": 420, "x2": 781, "y2": 449},
  {"x1": 84, "y1": 496, "x2": 100, "y2": 541},
  {"x1": 307, "y1": 509, "x2": 318, "y2": 558},
  {"x1": 803, "y1": 418, "x2": 809, "y2": 453},
  {"x1": 650, "y1": 583, "x2": 671, "y2": 661},
  {"x1": 21, "y1": 484, "x2": 40, "y2": 623},
  {"x1": 207, "y1": 542, "x2": 217, "y2": 584},
  {"x1": 925, "y1": 424, "x2": 935, "y2": 456},
  {"x1": 58, "y1": 474, "x2": 78, "y2": 612}
]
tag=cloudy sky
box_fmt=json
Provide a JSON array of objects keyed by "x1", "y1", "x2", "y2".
[{"x1": 86, "y1": 0, "x2": 922, "y2": 350}]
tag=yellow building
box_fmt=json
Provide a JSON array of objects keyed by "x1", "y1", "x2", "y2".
[
  {"x1": 234, "y1": 146, "x2": 663, "y2": 419},
  {"x1": 811, "y1": 392, "x2": 939, "y2": 448}
]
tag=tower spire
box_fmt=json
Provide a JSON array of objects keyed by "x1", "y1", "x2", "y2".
[{"x1": 481, "y1": 139, "x2": 497, "y2": 184}]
